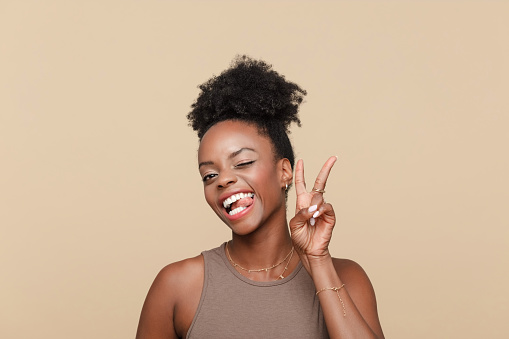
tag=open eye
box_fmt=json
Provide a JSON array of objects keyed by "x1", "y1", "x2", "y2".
[{"x1": 202, "y1": 173, "x2": 217, "y2": 182}]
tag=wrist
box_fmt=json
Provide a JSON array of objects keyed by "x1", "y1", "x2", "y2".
[
  {"x1": 305, "y1": 252, "x2": 335, "y2": 277},
  {"x1": 306, "y1": 251, "x2": 333, "y2": 267},
  {"x1": 309, "y1": 256, "x2": 343, "y2": 290}
]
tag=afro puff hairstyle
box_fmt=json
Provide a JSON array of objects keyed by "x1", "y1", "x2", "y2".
[{"x1": 187, "y1": 55, "x2": 307, "y2": 169}]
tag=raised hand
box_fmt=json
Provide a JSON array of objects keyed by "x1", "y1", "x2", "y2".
[{"x1": 289, "y1": 156, "x2": 338, "y2": 268}]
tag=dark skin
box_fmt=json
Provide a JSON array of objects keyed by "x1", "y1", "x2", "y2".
[{"x1": 136, "y1": 120, "x2": 384, "y2": 338}]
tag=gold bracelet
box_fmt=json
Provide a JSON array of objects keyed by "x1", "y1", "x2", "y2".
[{"x1": 316, "y1": 284, "x2": 346, "y2": 316}]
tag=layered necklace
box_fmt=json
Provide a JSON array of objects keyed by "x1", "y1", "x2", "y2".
[{"x1": 225, "y1": 241, "x2": 295, "y2": 280}]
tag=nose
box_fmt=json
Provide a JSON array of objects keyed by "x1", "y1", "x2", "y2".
[{"x1": 217, "y1": 170, "x2": 237, "y2": 188}]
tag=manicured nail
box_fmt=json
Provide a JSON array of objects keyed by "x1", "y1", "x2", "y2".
[
  {"x1": 310, "y1": 217, "x2": 316, "y2": 226},
  {"x1": 313, "y1": 211, "x2": 320, "y2": 218},
  {"x1": 308, "y1": 205, "x2": 318, "y2": 213}
]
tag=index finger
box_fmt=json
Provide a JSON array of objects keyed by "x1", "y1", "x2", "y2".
[
  {"x1": 312, "y1": 156, "x2": 338, "y2": 191},
  {"x1": 294, "y1": 159, "x2": 307, "y2": 196}
]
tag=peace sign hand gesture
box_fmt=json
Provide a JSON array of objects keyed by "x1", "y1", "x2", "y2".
[{"x1": 289, "y1": 156, "x2": 338, "y2": 271}]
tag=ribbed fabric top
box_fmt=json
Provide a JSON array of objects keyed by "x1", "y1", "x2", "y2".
[{"x1": 186, "y1": 243, "x2": 329, "y2": 339}]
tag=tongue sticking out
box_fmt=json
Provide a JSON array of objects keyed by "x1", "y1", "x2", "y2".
[{"x1": 230, "y1": 196, "x2": 254, "y2": 211}]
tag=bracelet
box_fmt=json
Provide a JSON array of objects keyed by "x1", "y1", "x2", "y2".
[{"x1": 316, "y1": 283, "x2": 346, "y2": 316}]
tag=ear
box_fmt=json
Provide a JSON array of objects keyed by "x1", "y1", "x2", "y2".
[{"x1": 277, "y1": 158, "x2": 293, "y2": 189}]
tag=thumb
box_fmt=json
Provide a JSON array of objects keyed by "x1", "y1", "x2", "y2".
[{"x1": 291, "y1": 204, "x2": 320, "y2": 230}]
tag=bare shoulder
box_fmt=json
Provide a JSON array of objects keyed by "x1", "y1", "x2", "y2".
[
  {"x1": 331, "y1": 258, "x2": 371, "y2": 285},
  {"x1": 136, "y1": 255, "x2": 204, "y2": 339},
  {"x1": 147, "y1": 254, "x2": 204, "y2": 308},
  {"x1": 157, "y1": 254, "x2": 205, "y2": 291},
  {"x1": 331, "y1": 257, "x2": 377, "y2": 302},
  {"x1": 331, "y1": 257, "x2": 384, "y2": 338}
]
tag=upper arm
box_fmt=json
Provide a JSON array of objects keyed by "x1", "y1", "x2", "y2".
[
  {"x1": 333, "y1": 258, "x2": 385, "y2": 339},
  {"x1": 136, "y1": 264, "x2": 179, "y2": 339},
  {"x1": 136, "y1": 256, "x2": 204, "y2": 339}
]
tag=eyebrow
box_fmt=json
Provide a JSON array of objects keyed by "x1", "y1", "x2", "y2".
[{"x1": 199, "y1": 147, "x2": 255, "y2": 169}]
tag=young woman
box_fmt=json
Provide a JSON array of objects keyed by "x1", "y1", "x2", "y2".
[{"x1": 136, "y1": 56, "x2": 384, "y2": 339}]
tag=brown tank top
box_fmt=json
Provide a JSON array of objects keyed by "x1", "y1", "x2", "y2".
[{"x1": 186, "y1": 243, "x2": 329, "y2": 339}]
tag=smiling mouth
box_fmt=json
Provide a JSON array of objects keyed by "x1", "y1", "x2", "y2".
[{"x1": 222, "y1": 192, "x2": 255, "y2": 216}]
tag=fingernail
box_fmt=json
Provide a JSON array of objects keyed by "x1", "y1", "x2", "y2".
[
  {"x1": 310, "y1": 217, "x2": 316, "y2": 226},
  {"x1": 308, "y1": 205, "x2": 318, "y2": 213},
  {"x1": 313, "y1": 211, "x2": 320, "y2": 218}
]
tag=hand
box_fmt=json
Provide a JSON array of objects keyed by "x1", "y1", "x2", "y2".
[{"x1": 289, "y1": 156, "x2": 337, "y2": 269}]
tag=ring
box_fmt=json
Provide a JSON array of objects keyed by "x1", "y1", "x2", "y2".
[{"x1": 312, "y1": 188, "x2": 326, "y2": 193}]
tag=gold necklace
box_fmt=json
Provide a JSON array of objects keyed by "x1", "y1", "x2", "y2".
[
  {"x1": 225, "y1": 241, "x2": 295, "y2": 275},
  {"x1": 275, "y1": 246, "x2": 294, "y2": 280}
]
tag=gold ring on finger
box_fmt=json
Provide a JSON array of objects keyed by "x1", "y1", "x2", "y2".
[{"x1": 312, "y1": 188, "x2": 326, "y2": 193}]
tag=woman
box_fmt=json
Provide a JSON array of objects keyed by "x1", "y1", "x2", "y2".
[{"x1": 136, "y1": 56, "x2": 384, "y2": 338}]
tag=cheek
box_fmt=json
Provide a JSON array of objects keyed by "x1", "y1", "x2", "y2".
[
  {"x1": 255, "y1": 168, "x2": 282, "y2": 195},
  {"x1": 203, "y1": 187, "x2": 216, "y2": 208}
]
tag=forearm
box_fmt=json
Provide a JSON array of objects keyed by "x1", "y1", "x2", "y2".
[{"x1": 309, "y1": 256, "x2": 380, "y2": 339}]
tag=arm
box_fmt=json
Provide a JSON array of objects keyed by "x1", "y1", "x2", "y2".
[
  {"x1": 136, "y1": 256, "x2": 204, "y2": 339},
  {"x1": 290, "y1": 157, "x2": 384, "y2": 339},
  {"x1": 309, "y1": 256, "x2": 384, "y2": 338},
  {"x1": 136, "y1": 265, "x2": 179, "y2": 339}
]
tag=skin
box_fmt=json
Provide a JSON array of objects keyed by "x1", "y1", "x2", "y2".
[{"x1": 136, "y1": 120, "x2": 385, "y2": 339}]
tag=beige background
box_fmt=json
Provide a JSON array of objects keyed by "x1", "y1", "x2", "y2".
[{"x1": 1, "y1": 1, "x2": 508, "y2": 338}]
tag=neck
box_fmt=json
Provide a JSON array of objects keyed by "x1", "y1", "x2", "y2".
[{"x1": 227, "y1": 219, "x2": 296, "y2": 281}]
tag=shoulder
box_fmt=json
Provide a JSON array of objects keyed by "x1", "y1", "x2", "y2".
[
  {"x1": 331, "y1": 258, "x2": 370, "y2": 284},
  {"x1": 136, "y1": 255, "x2": 204, "y2": 339},
  {"x1": 153, "y1": 255, "x2": 205, "y2": 318},
  {"x1": 157, "y1": 255, "x2": 205, "y2": 292},
  {"x1": 145, "y1": 255, "x2": 204, "y2": 304},
  {"x1": 331, "y1": 257, "x2": 376, "y2": 297}
]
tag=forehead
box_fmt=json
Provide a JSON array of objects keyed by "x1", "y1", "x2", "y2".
[{"x1": 198, "y1": 120, "x2": 272, "y2": 161}]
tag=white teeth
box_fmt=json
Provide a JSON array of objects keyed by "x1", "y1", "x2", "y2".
[
  {"x1": 222, "y1": 192, "x2": 254, "y2": 209},
  {"x1": 229, "y1": 206, "x2": 247, "y2": 216}
]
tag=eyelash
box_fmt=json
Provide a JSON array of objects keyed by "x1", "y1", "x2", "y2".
[
  {"x1": 202, "y1": 161, "x2": 255, "y2": 182},
  {"x1": 235, "y1": 160, "x2": 255, "y2": 168},
  {"x1": 202, "y1": 174, "x2": 217, "y2": 182}
]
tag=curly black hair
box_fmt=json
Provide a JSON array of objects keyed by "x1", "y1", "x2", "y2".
[{"x1": 187, "y1": 55, "x2": 306, "y2": 169}]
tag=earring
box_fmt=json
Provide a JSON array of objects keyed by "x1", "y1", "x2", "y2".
[{"x1": 285, "y1": 183, "x2": 288, "y2": 190}]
